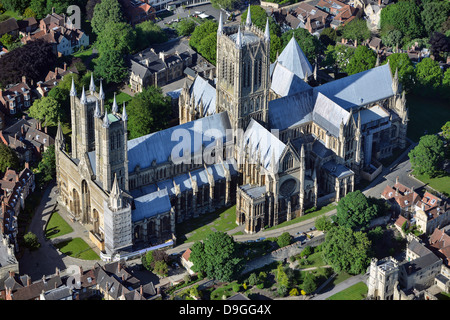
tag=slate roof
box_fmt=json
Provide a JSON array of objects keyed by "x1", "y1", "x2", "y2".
[
  {"x1": 401, "y1": 252, "x2": 441, "y2": 276},
  {"x1": 127, "y1": 112, "x2": 232, "y2": 171},
  {"x1": 0, "y1": 18, "x2": 19, "y2": 36},
  {"x1": 270, "y1": 62, "x2": 312, "y2": 97},
  {"x1": 190, "y1": 75, "x2": 216, "y2": 117},
  {"x1": 276, "y1": 36, "x2": 313, "y2": 80},
  {"x1": 312, "y1": 92, "x2": 350, "y2": 137},
  {"x1": 240, "y1": 184, "x2": 266, "y2": 199},
  {"x1": 243, "y1": 119, "x2": 286, "y2": 170},
  {"x1": 132, "y1": 188, "x2": 172, "y2": 222},
  {"x1": 313, "y1": 63, "x2": 394, "y2": 110},
  {"x1": 322, "y1": 160, "x2": 353, "y2": 178}
]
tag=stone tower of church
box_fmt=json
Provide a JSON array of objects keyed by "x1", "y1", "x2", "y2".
[
  {"x1": 94, "y1": 93, "x2": 129, "y2": 193},
  {"x1": 215, "y1": 9, "x2": 271, "y2": 131}
]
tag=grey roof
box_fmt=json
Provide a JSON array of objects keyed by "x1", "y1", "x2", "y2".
[
  {"x1": 312, "y1": 139, "x2": 334, "y2": 158},
  {"x1": 240, "y1": 184, "x2": 266, "y2": 199},
  {"x1": 268, "y1": 89, "x2": 314, "y2": 131},
  {"x1": 322, "y1": 161, "x2": 354, "y2": 178},
  {"x1": 127, "y1": 112, "x2": 232, "y2": 172},
  {"x1": 130, "y1": 59, "x2": 151, "y2": 79},
  {"x1": 42, "y1": 286, "x2": 72, "y2": 300},
  {"x1": 270, "y1": 62, "x2": 312, "y2": 97},
  {"x1": 190, "y1": 76, "x2": 216, "y2": 117},
  {"x1": 132, "y1": 188, "x2": 172, "y2": 223},
  {"x1": 243, "y1": 119, "x2": 286, "y2": 170},
  {"x1": 277, "y1": 36, "x2": 313, "y2": 80},
  {"x1": 229, "y1": 30, "x2": 261, "y2": 46},
  {"x1": 313, "y1": 63, "x2": 394, "y2": 110},
  {"x1": 401, "y1": 252, "x2": 441, "y2": 276},
  {"x1": 356, "y1": 105, "x2": 390, "y2": 125},
  {"x1": 408, "y1": 239, "x2": 432, "y2": 258},
  {"x1": 312, "y1": 92, "x2": 350, "y2": 137}
]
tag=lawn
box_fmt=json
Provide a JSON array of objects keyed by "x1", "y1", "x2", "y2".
[
  {"x1": 2, "y1": 10, "x2": 22, "y2": 20},
  {"x1": 406, "y1": 93, "x2": 450, "y2": 143},
  {"x1": 413, "y1": 172, "x2": 450, "y2": 197},
  {"x1": 175, "y1": 205, "x2": 237, "y2": 244},
  {"x1": 45, "y1": 212, "x2": 73, "y2": 239},
  {"x1": 264, "y1": 203, "x2": 337, "y2": 231},
  {"x1": 55, "y1": 237, "x2": 100, "y2": 260},
  {"x1": 326, "y1": 281, "x2": 368, "y2": 300},
  {"x1": 105, "y1": 91, "x2": 133, "y2": 108}
]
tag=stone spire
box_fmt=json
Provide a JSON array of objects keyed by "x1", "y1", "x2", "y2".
[
  {"x1": 70, "y1": 77, "x2": 77, "y2": 97},
  {"x1": 102, "y1": 112, "x2": 110, "y2": 128},
  {"x1": 112, "y1": 93, "x2": 118, "y2": 113},
  {"x1": 94, "y1": 99, "x2": 101, "y2": 118},
  {"x1": 56, "y1": 121, "x2": 64, "y2": 147},
  {"x1": 122, "y1": 102, "x2": 128, "y2": 121},
  {"x1": 246, "y1": 4, "x2": 252, "y2": 27},
  {"x1": 217, "y1": 11, "x2": 223, "y2": 35},
  {"x1": 264, "y1": 18, "x2": 270, "y2": 42},
  {"x1": 110, "y1": 174, "x2": 123, "y2": 210},
  {"x1": 80, "y1": 86, "x2": 87, "y2": 104},
  {"x1": 89, "y1": 72, "x2": 96, "y2": 94},
  {"x1": 99, "y1": 79, "x2": 105, "y2": 100},
  {"x1": 236, "y1": 25, "x2": 243, "y2": 49}
]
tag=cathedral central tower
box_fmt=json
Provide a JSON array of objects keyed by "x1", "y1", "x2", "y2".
[{"x1": 215, "y1": 10, "x2": 271, "y2": 131}]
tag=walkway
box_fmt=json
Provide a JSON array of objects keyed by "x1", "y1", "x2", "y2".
[{"x1": 18, "y1": 183, "x2": 104, "y2": 281}]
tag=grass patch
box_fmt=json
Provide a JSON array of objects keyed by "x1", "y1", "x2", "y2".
[
  {"x1": 2, "y1": 10, "x2": 22, "y2": 20},
  {"x1": 406, "y1": 93, "x2": 450, "y2": 143},
  {"x1": 55, "y1": 237, "x2": 100, "y2": 260},
  {"x1": 105, "y1": 91, "x2": 132, "y2": 108},
  {"x1": 297, "y1": 251, "x2": 326, "y2": 269},
  {"x1": 326, "y1": 281, "x2": 368, "y2": 300},
  {"x1": 176, "y1": 205, "x2": 237, "y2": 244},
  {"x1": 45, "y1": 212, "x2": 73, "y2": 239},
  {"x1": 413, "y1": 172, "x2": 450, "y2": 197},
  {"x1": 264, "y1": 203, "x2": 337, "y2": 231}
]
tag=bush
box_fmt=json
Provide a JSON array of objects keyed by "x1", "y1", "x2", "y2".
[
  {"x1": 289, "y1": 288, "x2": 299, "y2": 296},
  {"x1": 277, "y1": 232, "x2": 292, "y2": 248},
  {"x1": 277, "y1": 285, "x2": 288, "y2": 297},
  {"x1": 232, "y1": 283, "x2": 241, "y2": 293},
  {"x1": 248, "y1": 273, "x2": 258, "y2": 286},
  {"x1": 301, "y1": 245, "x2": 313, "y2": 258},
  {"x1": 24, "y1": 232, "x2": 40, "y2": 250}
]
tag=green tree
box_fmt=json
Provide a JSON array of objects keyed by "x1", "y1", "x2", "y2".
[
  {"x1": 126, "y1": 85, "x2": 171, "y2": 139},
  {"x1": 0, "y1": 144, "x2": 19, "y2": 172},
  {"x1": 380, "y1": 1, "x2": 424, "y2": 44},
  {"x1": 23, "y1": 7, "x2": 36, "y2": 18},
  {"x1": 441, "y1": 121, "x2": 450, "y2": 141},
  {"x1": 421, "y1": 1, "x2": 450, "y2": 36},
  {"x1": 276, "y1": 264, "x2": 290, "y2": 288},
  {"x1": 176, "y1": 18, "x2": 196, "y2": 37},
  {"x1": 322, "y1": 226, "x2": 372, "y2": 275},
  {"x1": 0, "y1": 33, "x2": 14, "y2": 48},
  {"x1": 277, "y1": 232, "x2": 292, "y2": 248},
  {"x1": 134, "y1": 20, "x2": 167, "y2": 52},
  {"x1": 28, "y1": 96, "x2": 61, "y2": 126},
  {"x1": 334, "y1": 190, "x2": 379, "y2": 231},
  {"x1": 319, "y1": 27, "x2": 337, "y2": 47},
  {"x1": 339, "y1": 18, "x2": 371, "y2": 44},
  {"x1": 90, "y1": 0, "x2": 124, "y2": 35},
  {"x1": 345, "y1": 45, "x2": 376, "y2": 75},
  {"x1": 409, "y1": 134, "x2": 445, "y2": 177},
  {"x1": 29, "y1": 0, "x2": 47, "y2": 19},
  {"x1": 415, "y1": 57, "x2": 443, "y2": 92},
  {"x1": 189, "y1": 20, "x2": 217, "y2": 63},
  {"x1": 381, "y1": 29, "x2": 402, "y2": 49},
  {"x1": 95, "y1": 22, "x2": 136, "y2": 55},
  {"x1": 314, "y1": 215, "x2": 333, "y2": 232},
  {"x1": 37, "y1": 145, "x2": 56, "y2": 184},
  {"x1": 94, "y1": 49, "x2": 128, "y2": 84},
  {"x1": 302, "y1": 272, "x2": 317, "y2": 294},
  {"x1": 248, "y1": 273, "x2": 259, "y2": 286},
  {"x1": 383, "y1": 53, "x2": 415, "y2": 91},
  {"x1": 189, "y1": 232, "x2": 243, "y2": 282},
  {"x1": 198, "y1": 32, "x2": 217, "y2": 64},
  {"x1": 153, "y1": 260, "x2": 169, "y2": 277},
  {"x1": 24, "y1": 231, "x2": 40, "y2": 250},
  {"x1": 1, "y1": 0, "x2": 30, "y2": 13}
]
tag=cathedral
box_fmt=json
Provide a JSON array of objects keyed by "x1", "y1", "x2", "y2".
[{"x1": 55, "y1": 10, "x2": 408, "y2": 259}]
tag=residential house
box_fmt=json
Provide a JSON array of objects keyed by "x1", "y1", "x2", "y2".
[
  {"x1": 381, "y1": 178, "x2": 420, "y2": 218},
  {"x1": 316, "y1": 0, "x2": 358, "y2": 29},
  {"x1": 295, "y1": 3, "x2": 330, "y2": 34},
  {"x1": 181, "y1": 248, "x2": 195, "y2": 275},
  {"x1": 415, "y1": 192, "x2": 450, "y2": 236},
  {"x1": 429, "y1": 227, "x2": 450, "y2": 267},
  {"x1": 36, "y1": 62, "x2": 79, "y2": 98},
  {"x1": 120, "y1": 0, "x2": 156, "y2": 26},
  {"x1": 0, "y1": 78, "x2": 33, "y2": 115},
  {"x1": 17, "y1": 17, "x2": 38, "y2": 35},
  {"x1": 0, "y1": 117, "x2": 54, "y2": 163},
  {"x1": 3, "y1": 269, "x2": 63, "y2": 300},
  {"x1": 0, "y1": 165, "x2": 35, "y2": 251},
  {"x1": 0, "y1": 18, "x2": 19, "y2": 38},
  {"x1": 128, "y1": 39, "x2": 196, "y2": 92}
]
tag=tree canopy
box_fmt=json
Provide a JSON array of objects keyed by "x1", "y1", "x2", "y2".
[
  {"x1": 94, "y1": 49, "x2": 128, "y2": 84},
  {"x1": 409, "y1": 134, "x2": 445, "y2": 177},
  {"x1": 95, "y1": 22, "x2": 136, "y2": 55},
  {"x1": 414, "y1": 57, "x2": 443, "y2": 90},
  {"x1": 135, "y1": 20, "x2": 167, "y2": 52},
  {"x1": 421, "y1": 1, "x2": 450, "y2": 36},
  {"x1": 383, "y1": 53, "x2": 415, "y2": 91},
  {"x1": 0, "y1": 143, "x2": 19, "y2": 172},
  {"x1": 322, "y1": 226, "x2": 372, "y2": 275},
  {"x1": 189, "y1": 231, "x2": 243, "y2": 282},
  {"x1": 333, "y1": 190, "x2": 379, "y2": 231},
  {"x1": 339, "y1": 18, "x2": 371, "y2": 44},
  {"x1": 189, "y1": 20, "x2": 218, "y2": 64},
  {"x1": 126, "y1": 85, "x2": 171, "y2": 139},
  {"x1": 90, "y1": 0, "x2": 124, "y2": 35},
  {"x1": 345, "y1": 45, "x2": 376, "y2": 75},
  {"x1": 28, "y1": 96, "x2": 62, "y2": 126}
]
